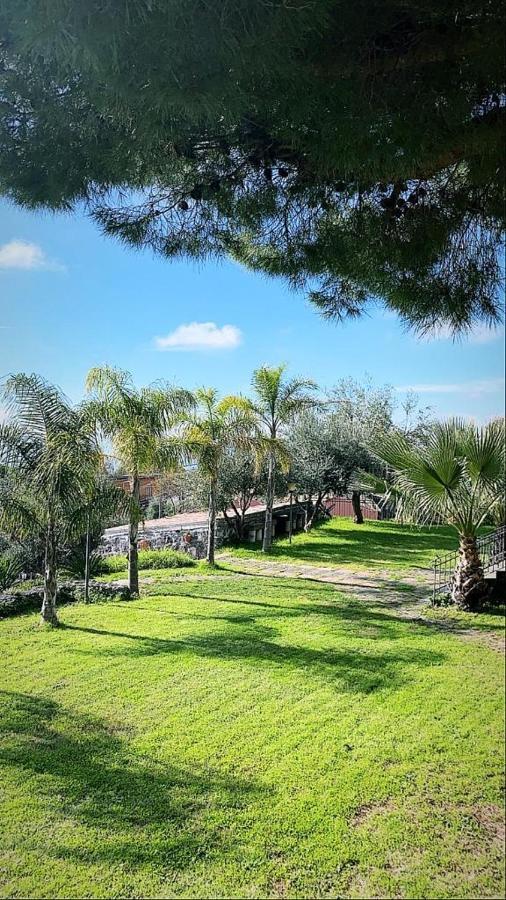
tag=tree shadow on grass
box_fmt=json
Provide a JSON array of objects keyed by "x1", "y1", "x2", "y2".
[
  {"x1": 134, "y1": 584, "x2": 426, "y2": 639},
  {"x1": 62, "y1": 605, "x2": 445, "y2": 695},
  {"x1": 241, "y1": 521, "x2": 459, "y2": 568},
  {"x1": 0, "y1": 690, "x2": 267, "y2": 875}
]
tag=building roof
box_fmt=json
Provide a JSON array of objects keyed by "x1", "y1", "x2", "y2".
[{"x1": 103, "y1": 499, "x2": 294, "y2": 536}]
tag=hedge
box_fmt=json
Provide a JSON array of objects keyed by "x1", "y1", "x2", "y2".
[{"x1": 99, "y1": 548, "x2": 196, "y2": 574}]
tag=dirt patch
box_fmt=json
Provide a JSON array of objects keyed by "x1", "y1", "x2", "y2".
[
  {"x1": 471, "y1": 803, "x2": 505, "y2": 848},
  {"x1": 350, "y1": 799, "x2": 395, "y2": 827},
  {"x1": 405, "y1": 615, "x2": 506, "y2": 653},
  {"x1": 270, "y1": 879, "x2": 289, "y2": 897},
  {"x1": 217, "y1": 554, "x2": 432, "y2": 608}
]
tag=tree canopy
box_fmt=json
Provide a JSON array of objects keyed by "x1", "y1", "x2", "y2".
[
  {"x1": 0, "y1": 1, "x2": 504, "y2": 333},
  {"x1": 0, "y1": 373, "x2": 100, "y2": 624},
  {"x1": 372, "y1": 418, "x2": 505, "y2": 607}
]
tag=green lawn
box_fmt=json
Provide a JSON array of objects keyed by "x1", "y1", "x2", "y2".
[
  {"x1": 225, "y1": 518, "x2": 462, "y2": 571},
  {"x1": 1, "y1": 571, "x2": 504, "y2": 899}
]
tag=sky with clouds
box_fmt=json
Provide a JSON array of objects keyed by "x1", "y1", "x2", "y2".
[{"x1": 0, "y1": 198, "x2": 504, "y2": 422}]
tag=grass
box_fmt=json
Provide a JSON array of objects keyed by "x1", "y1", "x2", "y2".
[
  {"x1": 98, "y1": 560, "x2": 227, "y2": 583},
  {"x1": 0, "y1": 568, "x2": 504, "y2": 899},
  {"x1": 225, "y1": 518, "x2": 468, "y2": 571}
]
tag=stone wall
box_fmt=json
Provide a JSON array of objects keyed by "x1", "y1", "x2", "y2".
[
  {"x1": 99, "y1": 521, "x2": 226, "y2": 560},
  {"x1": 99, "y1": 500, "x2": 311, "y2": 559}
]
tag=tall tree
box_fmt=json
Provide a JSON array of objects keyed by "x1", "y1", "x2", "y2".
[
  {"x1": 217, "y1": 449, "x2": 266, "y2": 542},
  {"x1": 250, "y1": 366, "x2": 318, "y2": 551},
  {"x1": 84, "y1": 367, "x2": 193, "y2": 595},
  {"x1": 177, "y1": 389, "x2": 254, "y2": 564},
  {"x1": 0, "y1": 2, "x2": 503, "y2": 333},
  {"x1": 288, "y1": 411, "x2": 366, "y2": 529},
  {"x1": 0, "y1": 374, "x2": 99, "y2": 626},
  {"x1": 374, "y1": 419, "x2": 505, "y2": 608},
  {"x1": 328, "y1": 377, "x2": 396, "y2": 523}
]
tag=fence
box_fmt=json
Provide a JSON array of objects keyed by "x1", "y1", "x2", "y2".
[
  {"x1": 432, "y1": 525, "x2": 506, "y2": 602},
  {"x1": 325, "y1": 495, "x2": 382, "y2": 520}
]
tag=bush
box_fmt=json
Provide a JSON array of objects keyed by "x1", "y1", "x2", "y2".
[
  {"x1": 0, "y1": 580, "x2": 131, "y2": 618},
  {"x1": 144, "y1": 500, "x2": 160, "y2": 520},
  {"x1": 98, "y1": 548, "x2": 196, "y2": 574},
  {"x1": 0, "y1": 554, "x2": 24, "y2": 591},
  {"x1": 61, "y1": 549, "x2": 105, "y2": 580}
]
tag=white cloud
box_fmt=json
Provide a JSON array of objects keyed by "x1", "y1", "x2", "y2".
[
  {"x1": 155, "y1": 321, "x2": 242, "y2": 351},
  {"x1": 396, "y1": 378, "x2": 505, "y2": 397},
  {"x1": 0, "y1": 239, "x2": 65, "y2": 272}
]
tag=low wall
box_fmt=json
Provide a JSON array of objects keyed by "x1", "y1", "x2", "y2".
[
  {"x1": 100, "y1": 501, "x2": 311, "y2": 558},
  {"x1": 100, "y1": 521, "x2": 220, "y2": 559}
]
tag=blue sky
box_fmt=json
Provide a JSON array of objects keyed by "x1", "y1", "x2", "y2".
[{"x1": 0, "y1": 197, "x2": 504, "y2": 422}]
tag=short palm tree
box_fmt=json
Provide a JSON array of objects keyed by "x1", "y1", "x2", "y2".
[
  {"x1": 250, "y1": 366, "x2": 318, "y2": 551},
  {"x1": 0, "y1": 373, "x2": 100, "y2": 625},
  {"x1": 84, "y1": 366, "x2": 193, "y2": 595},
  {"x1": 177, "y1": 389, "x2": 254, "y2": 564},
  {"x1": 374, "y1": 419, "x2": 505, "y2": 608}
]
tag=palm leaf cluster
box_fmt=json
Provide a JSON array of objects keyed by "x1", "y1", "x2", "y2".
[
  {"x1": 0, "y1": 374, "x2": 100, "y2": 548},
  {"x1": 249, "y1": 366, "x2": 319, "y2": 550},
  {"x1": 175, "y1": 388, "x2": 256, "y2": 563},
  {"x1": 85, "y1": 366, "x2": 194, "y2": 480},
  {"x1": 84, "y1": 366, "x2": 195, "y2": 593},
  {"x1": 372, "y1": 419, "x2": 505, "y2": 535}
]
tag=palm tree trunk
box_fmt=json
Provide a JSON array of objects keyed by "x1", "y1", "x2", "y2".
[
  {"x1": 128, "y1": 473, "x2": 140, "y2": 596},
  {"x1": 452, "y1": 535, "x2": 487, "y2": 610},
  {"x1": 207, "y1": 479, "x2": 217, "y2": 565},
  {"x1": 41, "y1": 522, "x2": 58, "y2": 626},
  {"x1": 352, "y1": 491, "x2": 364, "y2": 524},
  {"x1": 262, "y1": 454, "x2": 275, "y2": 552},
  {"x1": 84, "y1": 508, "x2": 91, "y2": 603}
]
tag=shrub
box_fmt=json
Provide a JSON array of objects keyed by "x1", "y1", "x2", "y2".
[
  {"x1": 145, "y1": 499, "x2": 161, "y2": 520},
  {"x1": 61, "y1": 549, "x2": 105, "y2": 580},
  {"x1": 98, "y1": 548, "x2": 196, "y2": 574},
  {"x1": 0, "y1": 580, "x2": 131, "y2": 618},
  {"x1": 0, "y1": 554, "x2": 24, "y2": 591}
]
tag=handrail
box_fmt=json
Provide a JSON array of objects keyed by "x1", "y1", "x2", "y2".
[{"x1": 432, "y1": 525, "x2": 506, "y2": 602}]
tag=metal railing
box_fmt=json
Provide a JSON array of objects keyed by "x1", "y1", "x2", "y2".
[{"x1": 432, "y1": 525, "x2": 506, "y2": 602}]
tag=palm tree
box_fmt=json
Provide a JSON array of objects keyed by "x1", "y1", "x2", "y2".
[
  {"x1": 250, "y1": 366, "x2": 318, "y2": 551},
  {"x1": 0, "y1": 374, "x2": 99, "y2": 626},
  {"x1": 177, "y1": 389, "x2": 254, "y2": 564},
  {"x1": 84, "y1": 366, "x2": 193, "y2": 595},
  {"x1": 374, "y1": 419, "x2": 505, "y2": 609}
]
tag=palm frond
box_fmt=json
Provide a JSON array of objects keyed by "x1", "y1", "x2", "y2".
[{"x1": 373, "y1": 418, "x2": 505, "y2": 536}]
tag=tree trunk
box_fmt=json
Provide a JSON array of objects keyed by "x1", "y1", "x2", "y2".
[
  {"x1": 207, "y1": 479, "x2": 217, "y2": 565},
  {"x1": 452, "y1": 535, "x2": 487, "y2": 610},
  {"x1": 84, "y1": 508, "x2": 91, "y2": 603},
  {"x1": 352, "y1": 491, "x2": 364, "y2": 524},
  {"x1": 306, "y1": 492, "x2": 323, "y2": 530},
  {"x1": 262, "y1": 453, "x2": 275, "y2": 552},
  {"x1": 41, "y1": 522, "x2": 58, "y2": 626},
  {"x1": 128, "y1": 473, "x2": 140, "y2": 596},
  {"x1": 304, "y1": 495, "x2": 311, "y2": 530}
]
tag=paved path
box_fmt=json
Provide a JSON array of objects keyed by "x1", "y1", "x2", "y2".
[
  {"x1": 215, "y1": 554, "x2": 505, "y2": 652},
  {"x1": 216, "y1": 553, "x2": 431, "y2": 608}
]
